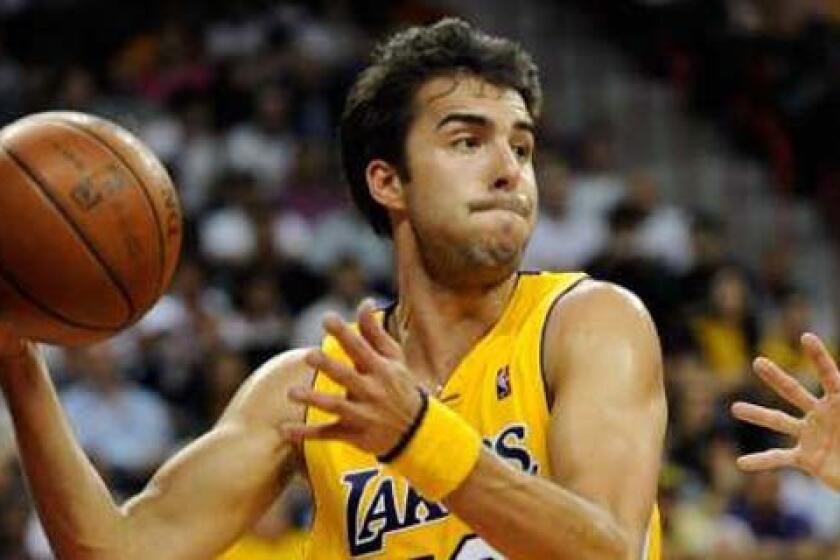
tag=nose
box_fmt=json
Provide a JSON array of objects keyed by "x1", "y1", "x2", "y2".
[{"x1": 492, "y1": 142, "x2": 522, "y2": 191}]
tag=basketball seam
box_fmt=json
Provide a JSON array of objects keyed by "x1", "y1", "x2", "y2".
[
  {"x1": 0, "y1": 258, "x2": 115, "y2": 332},
  {"x1": 53, "y1": 118, "x2": 166, "y2": 308},
  {"x1": 0, "y1": 143, "x2": 136, "y2": 326}
]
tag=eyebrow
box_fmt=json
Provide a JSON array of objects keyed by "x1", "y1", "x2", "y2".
[{"x1": 435, "y1": 112, "x2": 536, "y2": 137}]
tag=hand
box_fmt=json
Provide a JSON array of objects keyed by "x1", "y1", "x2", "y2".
[
  {"x1": 0, "y1": 323, "x2": 27, "y2": 360},
  {"x1": 284, "y1": 300, "x2": 424, "y2": 457},
  {"x1": 731, "y1": 333, "x2": 840, "y2": 490}
]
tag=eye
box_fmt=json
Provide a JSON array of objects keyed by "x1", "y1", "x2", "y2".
[
  {"x1": 452, "y1": 136, "x2": 481, "y2": 153},
  {"x1": 513, "y1": 143, "x2": 533, "y2": 161}
]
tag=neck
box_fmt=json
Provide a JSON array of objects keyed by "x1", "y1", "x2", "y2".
[{"x1": 389, "y1": 231, "x2": 518, "y2": 391}]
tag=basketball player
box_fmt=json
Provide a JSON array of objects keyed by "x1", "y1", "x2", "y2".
[
  {"x1": 733, "y1": 332, "x2": 840, "y2": 491},
  {"x1": 0, "y1": 19, "x2": 666, "y2": 559}
]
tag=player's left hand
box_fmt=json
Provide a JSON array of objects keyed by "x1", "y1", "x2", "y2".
[
  {"x1": 284, "y1": 300, "x2": 424, "y2": 457},
  {"x1": 731, "y1": 332, "x2": 840, "y2": 490}
]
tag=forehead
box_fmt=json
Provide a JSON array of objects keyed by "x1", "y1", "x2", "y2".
[{"x1": 412, "y1": 74, "x2": 532, "y2": 127}]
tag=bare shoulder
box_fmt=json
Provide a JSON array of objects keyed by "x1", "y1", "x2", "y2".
[
  {"x1": 551, "y1": 279, "x2": 652, "y2": 328},
  {"x1": 220, "y1": 348, "x2": 315, "y2": 428},
  {"x1": 544, "y1": 280, "x2": 662, "y2": 391}
]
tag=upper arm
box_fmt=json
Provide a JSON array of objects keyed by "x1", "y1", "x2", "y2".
[
  {"x1": 119, "y1": 349, "x2": 313, "y2": 560},
  {"x1": 545, "y1": 281, "x2": 667, "y2": 557}
]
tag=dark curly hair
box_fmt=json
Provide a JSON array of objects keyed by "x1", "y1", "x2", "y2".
[{"x1": 339, "y1": 17, "x2": 542, "y2": 237}]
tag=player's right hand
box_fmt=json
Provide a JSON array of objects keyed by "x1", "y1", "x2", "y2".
[
  {"x1": 731, "y1": 333, "x2": 840, "y2": 491},
  {"x1": 0, "y1": 323, "x2": 27, "y2": 360}
]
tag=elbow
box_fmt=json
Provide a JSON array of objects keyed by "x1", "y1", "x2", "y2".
[
  {"x1": 578, "y1": 521, "x2": 631, "y2": 560},
  {"x1": 598, "y1": 527, "x2": 631, "y2": 560},
  {"x1": 539, "y1": 531, "x2": 629, "y2": 560},
  {"x1": 609, "y1": 532, "x2": 633, "y2": 560}
]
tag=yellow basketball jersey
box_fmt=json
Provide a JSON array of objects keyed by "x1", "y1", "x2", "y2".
[{"x1": 303, "y1": 271, "x2": 661, "y2": 559}]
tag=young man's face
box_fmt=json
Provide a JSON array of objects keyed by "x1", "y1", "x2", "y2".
[{"x1": 400, "y1": 74, "x2": 538, "y2": 288}]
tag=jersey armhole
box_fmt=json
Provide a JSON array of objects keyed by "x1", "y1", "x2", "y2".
[{"x1": 538, "y1": 276, "x2": 589, "y2": 411}]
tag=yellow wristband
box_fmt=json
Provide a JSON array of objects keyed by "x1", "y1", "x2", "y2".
[{"x1": 389, "y1": 396, "x2": 482, "y2": 501}]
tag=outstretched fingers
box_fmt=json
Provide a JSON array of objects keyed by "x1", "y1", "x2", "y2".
[
  {"x1": 753, "y1": 357, "x2": 818, "y2": 413},
  {"x1": 802, "y1": 332, "x2": 840, "y2": 395},
  {"x1": 288, "y1": 385, "x2": 357, "y2": 417},
  {"x1": 304, "y1": 349, "x2": 368, "y2": 396},
  {"x1": 283, "y1": 421, "x2": 355, "y2": 443},
  {"x1": 736, "y1": 448, "x2": 799, "y2": 472},
  {"x1": 323, "y1": 313, "x2": 382, "y2": 373},
  {"x1": 731, "y1": 401, "x2": 802, "y2": 437},
  {"x1": 357, "y1": 300, "x2": 402, "y2": 360}
]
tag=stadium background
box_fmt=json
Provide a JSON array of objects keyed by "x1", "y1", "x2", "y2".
[{"x1": 0, "y1": 0, "x2": 838, "y2": 558}]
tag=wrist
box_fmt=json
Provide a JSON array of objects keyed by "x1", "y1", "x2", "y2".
[
  {"x1": 0, "y1": 339, "x2": 31, "y2": 362},
  {"x1": 0, "y1": 341, "x2": 43, "y2": 393},
  {"x1": 378, "y1": 387, "x2": 429, "y2": 463},
  {"x1": 380, "y1": 393, "x2": 482, "y2": 501}
]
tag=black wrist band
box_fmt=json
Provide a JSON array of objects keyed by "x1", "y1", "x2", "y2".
[{"x1": 378, "y1": 387, "x2": 429, "y2": 463}]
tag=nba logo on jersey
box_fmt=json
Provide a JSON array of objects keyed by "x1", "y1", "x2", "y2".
[{"x1": 496, "y1": 366, "x2": 511, "y2": 400}]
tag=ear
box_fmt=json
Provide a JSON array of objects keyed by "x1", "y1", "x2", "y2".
[{"x1": 365, "y1": 159, "x2": 407, "y2": 212}]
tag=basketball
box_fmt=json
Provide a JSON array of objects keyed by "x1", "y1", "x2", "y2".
[{"x1": 0, "y1": 111, "x2": 182, "y2": 346}]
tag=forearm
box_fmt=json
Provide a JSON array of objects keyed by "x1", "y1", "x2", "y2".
[
  {"x1": 0, "y1": 343, "x2": 128, "y2": 559},
  {"x1": 445, "y1": 449, "x2": 629, "y2": 560}
]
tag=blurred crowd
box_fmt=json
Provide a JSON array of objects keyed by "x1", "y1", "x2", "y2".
[
  {"x1": 584, "y1": 0, "x2": 840, "y2": 233},
  {"x1": 573, "y1": 2, "x2": 840, "y2": 559},
  {"x1": 0, "y1": 0, "x2": 837, "y2": 559}
]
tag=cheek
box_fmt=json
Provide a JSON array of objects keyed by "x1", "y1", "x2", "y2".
[
  {"x1": 408, "y1": 190, "x2": 464, "y2": 236},
  {"x1": 522, "y1": 172, "x2": 539, "y2": 225},
  {"x1": 523, "y1": 166, "x2": 537, "y2": 193},
  {"x1": 407, "y1": 151, "x2": 469, "y2": 219}
]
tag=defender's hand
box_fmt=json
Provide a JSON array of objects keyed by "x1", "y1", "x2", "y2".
[
  {"x1": 731, "y1": 333, "x2": 840, "y2": 490},
  {"x1": 285, "y1": 301, "x2": 424, "y2": 457}
]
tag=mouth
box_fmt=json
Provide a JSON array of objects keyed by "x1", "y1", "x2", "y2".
[{"x1": 468, "y1": 196, "x2": 532, "y2": 218}]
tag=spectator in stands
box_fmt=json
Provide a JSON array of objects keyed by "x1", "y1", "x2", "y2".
[
  {"x1": 758, "y1": 292, "x2": 831, "y2": 392},
  {"x1": 304, "y1": 204, "x2": 393, "y2": 284},
  {"x1": 623, "y1": 169, "x2": 693, "y2": 273},
  {"x1": 586, "y1": 200, "x2": 678, "y2": 330},
  {"x1": 55, "y1": 66, "x2": 100, "y2": 113},
  {"x1": 59, "y1": 341, "x2": 175, "y2": 494},
  {"x1": 141, "y1": 95, "x2": 224, "y2": 219},
  {"x1": 195, "y1": 350, "x2": 250, "y2": 432},
  {"x1": 0, "y1": 461, "x2": 28, "y2": 560},
  {"x1": 568, "y1": 119, "x2": 625, "y2": 219},
  {"x1": 755, "y1": 244, "x2": 796, "y2": 316},
  {"x1": 678, "y1": 211, "x2": 730, "y2": 311},
  {"x1": 199, "y1": 170, "x2": 265, "y2": 270},
  {"x1": 668, "y1": 362, "x2": 726, "y2": 484},
  {"x1": 728, "y1": 470, "x2": 814, "y2": 555},
  {"x1": 691, "y1": 267, "x2": 759, "y2": 389},
  {"x1": 280, "y1": 142, "x2": 344, "y2": 223},
  {"x1": 0, "y1": 395, "x2": 14, "y2": 468},
  {"x1": 134, "y1": 23, "x2": 214, "y2": 105},
  {"x1": 224, "y1": 83, "x2": 299, "y2": 193},
  {"x1": 523, "y1": 155, "x2": 605, "y2": 271},
  {"x1": 292, "y1": 255, "x2": 372, "y2": 348},
  {"x1": 0, "y1": 35, "x2": 22, "y2": 122},
  {"x1": 133, "y1": 258, "x2": 230, "y2": 412},
  {"x1": 665, "y1": 443, "x2": 757, "y2": 560},
  {"x1": 219, "y1": 274, "x2": 291, "y2": 369},
  {"x1": 780, "y1": 468, "x2": 840, "y2": 547}
]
